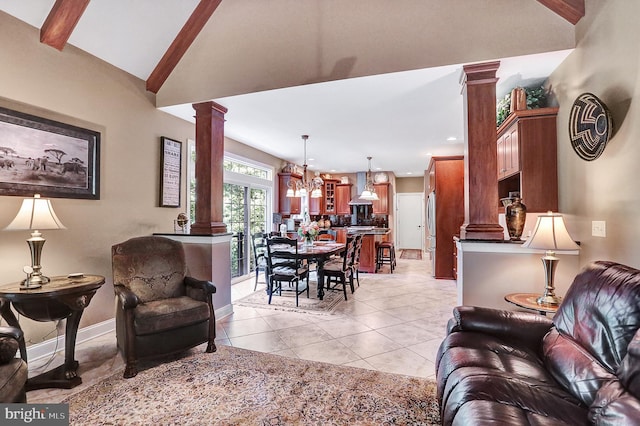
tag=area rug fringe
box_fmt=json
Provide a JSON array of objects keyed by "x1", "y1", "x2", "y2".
[{"x1": 64, "y1": 345, "x2": 440, "y2": 425}]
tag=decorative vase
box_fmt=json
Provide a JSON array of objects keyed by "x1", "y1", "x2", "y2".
[
  {"x1": 505, "y1": 197, "x2": 527, "y2": 241},
  {"x1": 304, "y1": 237, "x2": 314, "y2": 247}
]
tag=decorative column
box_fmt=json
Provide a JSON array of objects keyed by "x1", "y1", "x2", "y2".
[
  {"x1": 190, "y1": 101, "x2": 228, "y2": 235},
  {"x1": 459, "y1": 61, "x2": 504, "y2": 240}
]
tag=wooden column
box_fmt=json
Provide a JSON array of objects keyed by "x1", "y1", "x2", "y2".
[
  {"x1": 190, "y1": 101, "x2": 228, "y2": 235},
  {"x1": 459, "y1": 61, "x2": 504, "y2": 240}
]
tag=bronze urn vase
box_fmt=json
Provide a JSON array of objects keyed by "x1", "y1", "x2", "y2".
[{"x1": 506, "y1": 197, "x2": 527, "y2": 241}]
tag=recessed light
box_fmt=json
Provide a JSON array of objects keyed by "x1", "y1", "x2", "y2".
[
  {"x1": 406, "y1": 172, "x2": 413, "y2": 175},
  {"x1": 447, "y1": 137, "x2": 457, "y2": 142}
]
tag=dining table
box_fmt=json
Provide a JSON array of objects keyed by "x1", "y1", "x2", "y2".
[{"x1": 295, "y1": 241, "x2": 345, "y2": 300}]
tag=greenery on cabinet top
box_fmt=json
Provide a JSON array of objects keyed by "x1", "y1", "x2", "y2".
[{"x1": 496, "y1": 86, "x2": 547, "y2": 127}]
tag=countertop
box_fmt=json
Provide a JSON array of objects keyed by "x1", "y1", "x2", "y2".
[{"x1": 346, "y1": 227, "x2": 390, "y2": 235}]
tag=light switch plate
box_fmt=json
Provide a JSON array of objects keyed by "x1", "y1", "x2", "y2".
[{"x1": 592, "y1": 221, "x2": 606, "y2": 237}]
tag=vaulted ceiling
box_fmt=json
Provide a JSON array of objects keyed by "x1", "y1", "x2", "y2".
[{"x1": 0, "y1": 0, "x2": 583, "y2": 175}]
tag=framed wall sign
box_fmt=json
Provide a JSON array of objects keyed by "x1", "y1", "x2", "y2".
[
  {"x1": 160, "y1": 136, "x2": 182, "y2": 207},
  {"x1": 0, "y1": 106, "x2": 100, "y2": 199}
]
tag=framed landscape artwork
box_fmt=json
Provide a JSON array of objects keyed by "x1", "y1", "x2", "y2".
[
  {"x1": 159, "y1": 136, "x2": 182, "y2": 207},
  {"x1": 0, "y1": 107, "x2": 100, "y2": 199}
]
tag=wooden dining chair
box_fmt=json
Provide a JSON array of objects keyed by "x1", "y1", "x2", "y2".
[
  {"x1": 322, "y1": 235, "x2": 356, "y2": 300},
  {"x1": 251, "y1": 232, "x2": 269, "y2": 291},
  {"x1": 351, "y1": 233, "x2": 363, "y2": 287},
  {"x1": 317, "y1": 229, "x2": 337, "y2": 242},
  {"x1": 266, "y1": 236, "x2": 309, "y2": 307}
]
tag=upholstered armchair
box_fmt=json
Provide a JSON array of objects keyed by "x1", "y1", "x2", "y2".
[
  {"x1": 111, "y1": 236, "x2": 216, "y2": 378},
  {"x1": 0, "y1": 326, "x2": 27, "y2": 402}
]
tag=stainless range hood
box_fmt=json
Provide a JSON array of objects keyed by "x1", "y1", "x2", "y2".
[{"x1": 348, "y1": 172, "x2": 373, "y2": 205}]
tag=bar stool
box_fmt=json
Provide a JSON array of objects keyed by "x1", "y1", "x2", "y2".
[{"x1": 376, "y1": 241, "x2": 396, "y2": 273}]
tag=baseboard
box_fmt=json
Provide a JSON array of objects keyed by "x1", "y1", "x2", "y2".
[
  {"x1": 27, "y1": 318, "x2": 116, "y2": 364},
  {"x1": 216, "y1": 303, "x2": 233, "y2": 320}
]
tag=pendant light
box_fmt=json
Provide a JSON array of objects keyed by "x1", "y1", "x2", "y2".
[
  {"x1": 359, "y1": 156, "x2": 379, "y2": 201},
  {"x1": 286, "y1": 135, "x2": 323, "y2": 198}
]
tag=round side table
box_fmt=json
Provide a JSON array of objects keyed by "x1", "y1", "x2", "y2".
[{"x1": 504, "y1": 292, "x2": 560, "y2": 316}]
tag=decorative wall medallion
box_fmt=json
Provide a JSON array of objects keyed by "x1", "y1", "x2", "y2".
[{"x1": 568, "y1": 92, "x2": 613, "y2": 161}]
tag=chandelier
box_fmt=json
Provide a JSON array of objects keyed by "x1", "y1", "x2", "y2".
[
  {"x1": 286, "y1": 135, "x2": 323, "y2": 198},
  {"x1": 359, "y1": 156, "x2": 379, "y2": 201}
]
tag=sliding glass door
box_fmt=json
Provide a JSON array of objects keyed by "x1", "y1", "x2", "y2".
[{"x1": 224, "y1": 183, "x2": 269, "y2": 279}]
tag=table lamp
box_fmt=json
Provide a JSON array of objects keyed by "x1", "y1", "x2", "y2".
[
  {"x1": 522, "y1": 212, "x2": 579, "y2": 306},
  {"x1": 4, "y1": 194, "x2": 66, "y2": 289}
]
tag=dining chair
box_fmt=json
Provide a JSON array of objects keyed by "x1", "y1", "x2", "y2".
[
  {"x1": 322, "y1": 235, "x2": 356, "y2": 300},
  {"x1": 251, "y1": 232, "x2": 269, "y2": 291},
  {"x1": 351, "y1": 233, "x2": 363, "y2": 287},
  {"x1": 317, "y1": 229, "x2": 337, "y2": 242},
  {"x1": 266, "y1": 236, "x2": 310, "y2": 307}
]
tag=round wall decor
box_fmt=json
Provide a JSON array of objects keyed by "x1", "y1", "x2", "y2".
[{"x1": 568, "y1": 92, "x2": 613, "y2": 161}]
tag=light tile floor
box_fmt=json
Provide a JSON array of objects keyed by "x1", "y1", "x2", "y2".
[{"x1": 28, "y1": 253, "x2": 457, "y2": 403}]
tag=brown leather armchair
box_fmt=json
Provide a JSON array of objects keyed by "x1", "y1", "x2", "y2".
[
  {"x1": 112, "y1": 236, "x2": 216, "y2": 378},
  {"x1": 436, "y1": 261, "x2": 640, "y2": 425}
]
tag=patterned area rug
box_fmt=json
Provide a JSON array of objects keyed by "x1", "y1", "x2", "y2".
[
  {"x1": 64, "y1": 345, "x2": 440, "y2": 425},
  {"x1": 235, "y1": 282, "x2": 345, "y2": 315},
  {"x1": 400, "y1": 249, "x2": 423, "y2": 260}
]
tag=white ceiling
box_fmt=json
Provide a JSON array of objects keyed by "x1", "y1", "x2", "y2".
[{"x1": 0, "y1": 1, "x2": 575, "y2": 176}]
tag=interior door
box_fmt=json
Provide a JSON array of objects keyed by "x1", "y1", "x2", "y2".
[{"x1": 396, "y1": 193, "x2": 424, "y2": 250}]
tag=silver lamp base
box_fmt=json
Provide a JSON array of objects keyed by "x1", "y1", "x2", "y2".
[{"x1": 536, "y1": 252, "x2": 562, "y2": 306}]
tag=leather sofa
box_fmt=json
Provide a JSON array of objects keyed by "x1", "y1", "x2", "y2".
[
  {"x1": 0, "y1": 326, "x2": 27, "y2": 403},
  {"x1": 436, "y1": 261, "x2": 640, "y2": 425}
]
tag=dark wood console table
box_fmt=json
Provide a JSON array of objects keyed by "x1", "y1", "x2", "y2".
[{"x1": 0, "y1": 275, "x2": 105, "y2": 391}]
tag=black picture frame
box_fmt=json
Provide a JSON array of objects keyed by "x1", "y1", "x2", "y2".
[
  {"x1": 0, "y1": 106, "x2": 100, "y2": 199},
  {"x1": 160, "y1": 136, "x2": 182, "y2": 207}
]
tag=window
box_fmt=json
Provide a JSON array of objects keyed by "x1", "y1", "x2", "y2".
[{"x1": 186, "y1": 144, "x2": 273, "y2": 280}]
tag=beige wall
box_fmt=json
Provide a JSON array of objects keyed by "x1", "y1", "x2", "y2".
[
  {"x1": 0, "y1": 13, "x2": 198, "y2": 344},
  {"x1": 396, "y1": 176, "x2": 424, "y2": 193},
  {"x1": 548, "y1": 0, "x2": 640, "y2": 269}
]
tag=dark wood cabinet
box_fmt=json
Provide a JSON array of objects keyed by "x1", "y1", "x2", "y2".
[
  {"x1": 278, "y1": 173, "x2": 302, "y2": 215},
  {"x1": 335, "y1": 184, "x2": 352, "y2": 215},
  {"x1": 322, "y1": 179, "x2": 339, "y2": 215},
  {"x1": 309, "y1": 193, "x2": 321, "y2": 215},
  {"x1": 372, "y1": 183, "x2": 390, "y2": 214},
  {"x1": 428, "y1": 156, "x2": 464, "y2": 280},
  {"x1": 497, "y1": 107, "x2": 558, "y2": 213}
]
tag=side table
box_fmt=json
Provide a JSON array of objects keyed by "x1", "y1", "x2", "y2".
[
  {"x1": 504, "y1": 292, "x2": 560, "y2": 316},
  {"x1": 0, "y1": 274, "x2": 105, "y2": 391}
]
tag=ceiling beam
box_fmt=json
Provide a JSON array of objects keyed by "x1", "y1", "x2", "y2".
[
  {"x1": 537, "y1": 0, "x2": 585, "y2": 25},
  {"x1": 146, "y1": 0, "x2": 222, "y2": 94},
  {"x1": 40, "y1": 0, "x2": 90, "y2": 51}
]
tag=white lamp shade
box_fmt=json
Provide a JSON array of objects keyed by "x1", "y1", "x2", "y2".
[
  {"x1": 522, "y1": 213, "x2": 579, "y2": 251},
  {"x1": 4, "y1": 194, "x2": 66, "y2": 231}
]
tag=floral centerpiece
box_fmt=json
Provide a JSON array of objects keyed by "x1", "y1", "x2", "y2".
[{"x1": 298, "y1": 221, "x2": 320, "y2": 245}]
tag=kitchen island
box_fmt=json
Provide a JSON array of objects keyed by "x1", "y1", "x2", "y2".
[{"x1": 347, "y1": 227, "x2": 391, "y2": 273}]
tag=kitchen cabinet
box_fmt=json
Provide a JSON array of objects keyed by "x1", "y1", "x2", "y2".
[
  {"x1": 309, "y1": 193, "x2": 321, "y2": 215},
  {"x1": 497, "y1": 107, "x2": 558, "y2": 213},
  {"x1": 427, "y1": 156, "x2": 464, "y2": 280},
  {"x1": 334, "y1": 228, "x2": 347, "y2": 244},
  {"x1": 372, "y1": 183, "x2": 390, "y2": 214},
  {"x1": 322, "y1": 179, "x2": 339, "y2": 215},
  {"x1": 497, "y1": 125, "x2": 519, "y2": 180},
  {"x1": 278, "y1": 173, "x2": 302, "y2": 215},
  {"x1": 335, "y1": 184, "x2": 352, "y2": 215}
]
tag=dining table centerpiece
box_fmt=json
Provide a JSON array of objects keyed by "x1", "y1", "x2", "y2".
[{"x1": 298, "y1": 221, "x2": 320, "y2": 246}]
